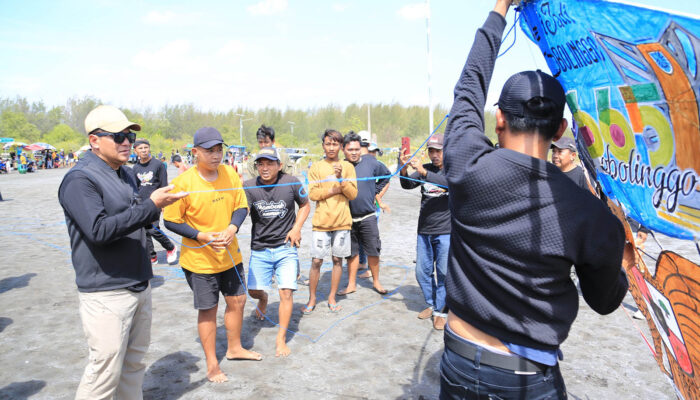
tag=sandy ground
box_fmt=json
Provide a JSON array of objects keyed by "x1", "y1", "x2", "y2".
[{"x1": 0, "y1": 165, "x2": 691, "y2": 399}]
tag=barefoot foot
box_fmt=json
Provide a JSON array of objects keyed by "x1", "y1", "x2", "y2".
[
  {"x1": 226, "y1": 348, "x2": 263, "y2": 361},
  {"x1": 276, "y1": 339, "x2": 291, "y2": 357},
  {"x1": 358, "y1": 270, "x2": 372, "y2": 279},
  {"x1": 255, "y1": 293, "x2": 268, "y2": 320},
  {"x1": 207, "y1": 366, "x2": 228, "y2": 383}
]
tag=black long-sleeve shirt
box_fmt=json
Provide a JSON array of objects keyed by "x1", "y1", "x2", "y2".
[
  {"x1": 399, "y1": 163, "x2": 450, "y2": 235},
  {"x1": 348, "y1": 155, "x2": 391, "y2": 218},
  {"x1": 58, "y1": 150, "x2": 159, "y2": 292},
  {"x1": 133, "y1": 157, "x2": 168, "y2": 199},
  {"x1": 443, "y1": 12, "x2": 628, "y2": 350}
]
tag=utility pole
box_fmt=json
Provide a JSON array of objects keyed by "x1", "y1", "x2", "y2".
[
  {"x1": 367, "y1": 105, "x2": 371, "y2": 133},
  {"x1": 426, "y1": 0, "x2": 434, "y2": 136},
  {"x1": 235, "y1": 113, "x2": 252, "y2": 145},
  {"x1": 288, "y1": 121, "x2": 295, "y2": 135}
]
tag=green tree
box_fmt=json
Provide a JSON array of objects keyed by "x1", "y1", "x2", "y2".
[
  {"x1": 65, "y1": 96, "x2": 101, "y2": 134},
  {"x1": 43, "y1": 123, "x2": 85, "y2": 148},
  {"x1": 0, "y1": 111, "x2": 41, "y2": 142}
]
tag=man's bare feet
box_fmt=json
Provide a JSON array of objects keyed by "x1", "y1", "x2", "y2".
[
  {"x1": 207, "y1": 365, "x2": 228, "y2": 383},
  {"x1": 226, "y1": 348, "x2": 263, "y2": 361},
  {"x1": 358, "y1": 270, "x2": 372, "y2": 279},
  {"x1": 276, "y1": 338, "x2": 291, "y2": 357},
  {"x1": 255, "y1": 293, "x2": 268, "y2": 320},
  {"x1": 418, "y1": 307, "x2": 433, "y2": 320}
]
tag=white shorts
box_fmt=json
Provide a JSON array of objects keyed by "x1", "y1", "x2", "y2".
[{"x1": 311, "y1": 230, "x2": 351, "y2": 259}]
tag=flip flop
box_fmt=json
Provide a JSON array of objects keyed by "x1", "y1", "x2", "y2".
[
  {"x1": 328, "y1": 303, "x2": 342, "y2": 313},
  {"x1": 301, "y1": 304, "x2": 316, "y2": 315},
  {"x1": 373, "y1": 287, "x2": 389, "y2": 295}
]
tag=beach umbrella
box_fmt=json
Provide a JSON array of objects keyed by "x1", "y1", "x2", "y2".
[
  {"x1": 74, "y1": 144, "x2": 91, "y2": 158},
  {"x1": 28, "y1": 142, "x2": 56, "y2": 151},
  {"x1": 2, "y1": 141, "x2": 28, "y2": 150},
  {"x1": 24, "y1": 144, "x2": 44, "y2": 151}
]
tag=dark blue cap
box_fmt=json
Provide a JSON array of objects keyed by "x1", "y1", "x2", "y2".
[
  {"x1": 193, "y1": 127, "x2": 225, "y2": 149},
  {"x1": 497, "y1": 70, "x2": 566, "y2": 120}
]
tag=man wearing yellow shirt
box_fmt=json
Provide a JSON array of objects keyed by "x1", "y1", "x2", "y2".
[
  {"x1": 303, "y1": 129, "x2": 358, "y2": 314},
  {"x1": 163, "y1": 127, "x2": 261, "y2": 384}
]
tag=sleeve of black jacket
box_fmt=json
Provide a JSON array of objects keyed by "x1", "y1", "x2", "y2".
[
  {"x1": 575, "y1": 213, "x2": 628, "y2": 315},
  {"x1": 59, "y1": 172, "x2": 160, "y2": 246},
  {"x1": 375, "y1": 161, "x2": 391, "y2": 194},
  {"x1": 443, "y1": 11, "x2": 504, "y2": 182}
]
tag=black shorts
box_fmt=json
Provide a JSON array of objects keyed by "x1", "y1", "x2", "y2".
[
  {"x1": 350, "y1": 216, "x2": 381, "y2": 257},
  {"x1": 183, "y1": 263, "x2": 246, "y2": 310}
]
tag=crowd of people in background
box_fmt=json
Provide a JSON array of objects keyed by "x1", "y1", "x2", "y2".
[{"x1": 1, "y1": 148, "x2": 77, "y2": 174}]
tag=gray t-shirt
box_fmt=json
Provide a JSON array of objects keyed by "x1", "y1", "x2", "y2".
[{"x1": 244, "y1": 173, "x2": 308, "y2": 251}]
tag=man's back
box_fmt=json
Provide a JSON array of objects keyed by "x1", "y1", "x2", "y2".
[{"x1": 442, "y1": 9, "x2": 627, "y2": 351}]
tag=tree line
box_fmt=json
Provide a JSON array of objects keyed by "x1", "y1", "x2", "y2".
[{"x1": 0, "y1": 96, "x2": 498, "y2": 156}]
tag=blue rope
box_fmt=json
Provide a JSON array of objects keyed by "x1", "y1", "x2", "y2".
[
  {"x1": 152, "y1": 226, "x2": 412, "y2": 343},
  {"x1": 497, "y1": 10, "x2": 521, "y2": 58}
]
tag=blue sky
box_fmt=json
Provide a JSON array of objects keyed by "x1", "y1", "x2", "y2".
[{"x1": 1, "y1": 0, "x2": 698, "y2": 113}]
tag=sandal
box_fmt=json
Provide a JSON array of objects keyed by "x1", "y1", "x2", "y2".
[
  {"x1": 301, "y1": 304, "x2": 316, "y2": 315},
  {"x1": 328, "y1": 303, "x2": 342, "y2": 313}
]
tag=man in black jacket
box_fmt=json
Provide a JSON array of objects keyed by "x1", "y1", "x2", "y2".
[
  {"x1": 439, "y1": 1, "x2": 631, "y2": 398},
  {"x1": 58, "y1": 105, "x2": 186, "y2": 399}
]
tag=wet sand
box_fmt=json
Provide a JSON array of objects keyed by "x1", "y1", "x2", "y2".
[{"x1": 0, "y1": 166, "x2": 688, "y2": 399}]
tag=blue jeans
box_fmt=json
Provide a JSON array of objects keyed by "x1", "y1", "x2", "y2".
[
  {"x1": 415, "y1": 234, "x2": 449, "y2": 315},
  {"x1": 440, "y1": 345, "x2": 567, "y2": 399},
  {"x1": 248, "y1": 245, "x2": 299, "y2": 291}
]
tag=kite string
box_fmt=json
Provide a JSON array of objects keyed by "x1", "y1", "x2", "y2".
[
  {"x1": 497, "y1": 8, "x2": 521, "y2": 58},
  {"x1": 151, "y1": 228, "x2": 410, "y2": 343}
]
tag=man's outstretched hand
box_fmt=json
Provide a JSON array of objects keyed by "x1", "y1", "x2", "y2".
[{"x1": 151, "y1": 185, "x2": 188, "y2": 208}]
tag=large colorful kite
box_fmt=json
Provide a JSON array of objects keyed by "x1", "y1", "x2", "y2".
[
  {"x1": 520, "y1": 0, "x2": 699, "y2": 240},
  {"x1": 519, "y1": 1, "x2": 699, "y2": 398}
]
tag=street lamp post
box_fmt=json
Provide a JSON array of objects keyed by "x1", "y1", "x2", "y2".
[
  {"x1": 287, "y1": 121, "x2": 295, "y2": 135},
  {"x1": 235, "y1": 114, "x2": 252, "y2": 145}
]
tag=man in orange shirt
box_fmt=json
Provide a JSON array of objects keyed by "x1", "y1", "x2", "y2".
[
  {"x1": 164, "y1": 127, "x2": 261, "y2": 384},
  {"x1": 303, "y1": 129, "x2": 357, "y2": 314}
]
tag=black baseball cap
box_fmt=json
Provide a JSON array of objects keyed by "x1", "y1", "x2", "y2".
[
  {"x1": 497, "y1": 70, "x2": 566, "y2": 120},
  {"x1": 193, "y1": 127, "x2": 225, "y2": 149},
  {"x1": 133, "y1": 138, "x2": 150, "y2": 148}
]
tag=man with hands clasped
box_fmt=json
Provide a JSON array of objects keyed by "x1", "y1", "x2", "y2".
[{"x1": 164, "y1": 127, "x2": 261, "y2": 384}]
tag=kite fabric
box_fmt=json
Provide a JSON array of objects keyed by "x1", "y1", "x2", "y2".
[{"x1": 519, "y1": 0, "x2": 700, "y2": 240}]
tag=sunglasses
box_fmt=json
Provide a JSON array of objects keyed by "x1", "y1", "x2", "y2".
[{"x1": 94, "y1": 131, "x2": 137, "y2": 144}]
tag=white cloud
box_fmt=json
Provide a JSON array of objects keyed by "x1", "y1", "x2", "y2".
[
  {"x1": 141, "y1": 10, "x2": 204, "y2": 26},
  {"x1": 142, "y1": 11, "x2": 177, "y2": 25},
  {"x1": 132, "y1": 40, "x2": 202, "y2": 73},
  {"x1": 397, "y1": 3, "x2": 428, "y2": 20},
  {"x1": 247, "y1": 0, "x2": 288, "y2": 16},
  {"x1": 217, "y1": 40, "x2": 245, "y2": 59},
  {"x1": 332, "y1": 3, "x2": 349, "y2": 12}
]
